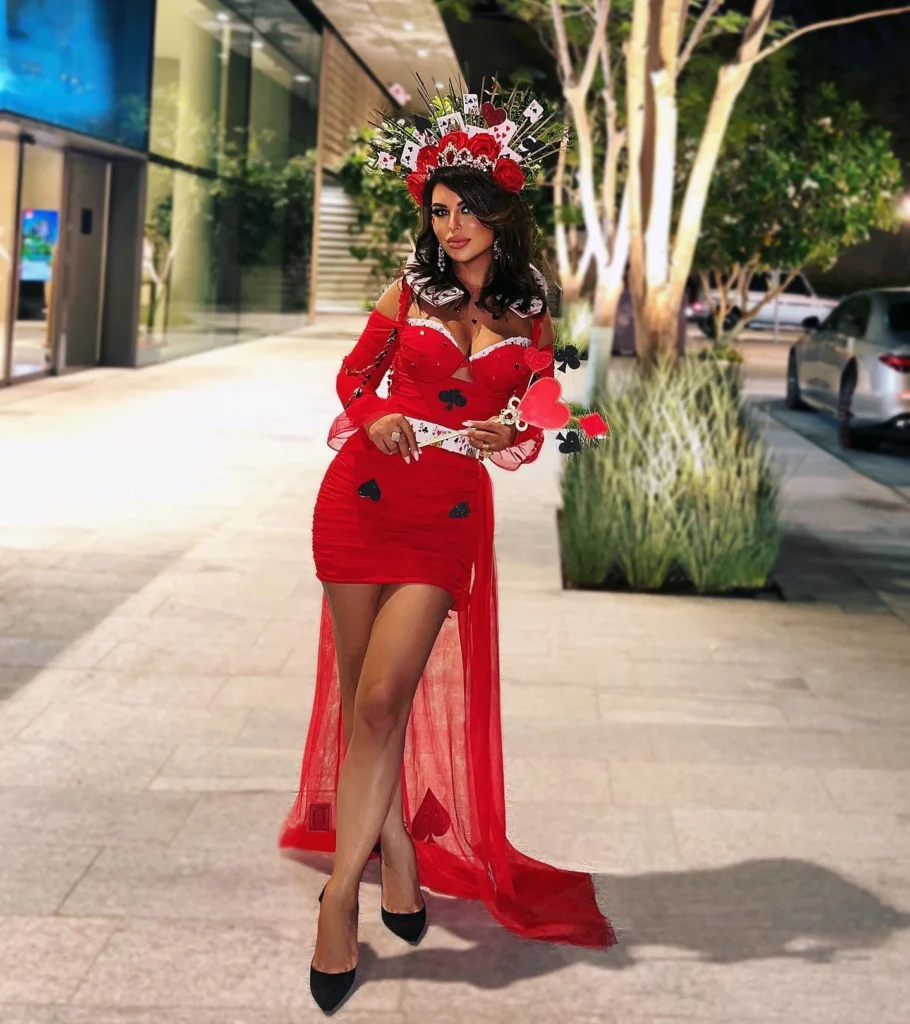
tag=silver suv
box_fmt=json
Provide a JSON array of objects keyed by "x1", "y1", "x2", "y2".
[{"x1": 786, "y1": 289, "x2": 910, "y2": 449}]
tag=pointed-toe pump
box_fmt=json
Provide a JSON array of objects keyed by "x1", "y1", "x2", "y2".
[
  {"x1": 379, "y1": 851, "x2": 427, "y2": 945},
  {"x1": 309, "y1": 964, "x2": 357, "y2": 1016},
  {"x1": 310, "y1": 892, "x2": 361, "y2": 1016}
]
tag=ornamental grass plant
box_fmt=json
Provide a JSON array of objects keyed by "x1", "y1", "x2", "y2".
[{"x1": 560, "y1": 356, "x2": 782, "y2": 594}]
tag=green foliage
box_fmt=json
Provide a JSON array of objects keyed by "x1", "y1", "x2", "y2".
[
  {"x1": 560, "y1": 358, "x2": 782, "y2": 594},
  {"x1": 337, "y1": 126, "x2": 416, "y2": 285},
  {"x1": 699, "y1": 81, "x2": 902, "y2": 281},
  {"x1": 211, "y1": 142, "x2": 317, "y2": 309}
]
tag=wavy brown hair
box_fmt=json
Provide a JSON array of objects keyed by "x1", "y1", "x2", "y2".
[{"x1": 409, "y1": 166, "x2": 546, "y2": 318}]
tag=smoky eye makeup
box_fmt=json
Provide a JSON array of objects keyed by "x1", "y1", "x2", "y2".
[{"x1": 431, "y1": 205, "x2": 449, "y2": 218}]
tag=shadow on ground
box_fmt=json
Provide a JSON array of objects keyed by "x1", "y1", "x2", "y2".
[{"x1": 293, "y1": 856, "x2": 910, "y2": 985}]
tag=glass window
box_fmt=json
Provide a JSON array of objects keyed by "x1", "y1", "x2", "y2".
[
  {"x1": 138, "y1": 163, "x2": 240, "y2": 365},
  {"x1": 749, "y1": 273, "x2": 770, "y2": 293},
  {"x1": 784, "y1": 275, "x2": 811, "y2": 296},
  {"x1": 0, "y1": 0, "x2": 155, "y2": 149},
  {"x1": 11, "y1": 146, "x2": 65, "y2": 378},
  {"x1": 837, "y1": 297, "x2": 872, "y2": 340},
  {"x1": 150, "y1": 0, "x2": 252, "y2": 172},
  {"x1": 886, "y1": 300, "x2": 910, "y2": 334}
]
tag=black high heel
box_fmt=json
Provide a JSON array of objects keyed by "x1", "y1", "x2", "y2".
[
  {"x1": 310, "y1": 894, "x2": 360, "y2": 1015},
  {"x1": 379, "y1": 847, "x2": 427, "y2": 945},
  {"x1": 309, "y1": 964, "x2": 356, "y2": 1016}
]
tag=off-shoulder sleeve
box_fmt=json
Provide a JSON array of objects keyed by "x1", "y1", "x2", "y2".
[
  {"x1": 327, "y1": 308, "x2": 402, "y2": 451},
  {"x1": 489, "y1": 316, "x2": 554, "y2": 472}
]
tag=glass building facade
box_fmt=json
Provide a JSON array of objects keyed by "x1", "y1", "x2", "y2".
[{"x1": 0, "y1": 0, "x2": 325, "y2": 382}]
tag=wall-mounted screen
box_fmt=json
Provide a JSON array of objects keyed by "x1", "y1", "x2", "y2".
[
  {"x1": 0, "y1": 0, "x2": 155, "y2": 149},
  {"x1": 20, "y1": 208, "x2": 59, "y2": 283}
]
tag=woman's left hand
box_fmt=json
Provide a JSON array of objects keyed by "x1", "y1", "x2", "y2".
[{"x1": 463, "y1": 418, "x2": 517, "y2": 455}]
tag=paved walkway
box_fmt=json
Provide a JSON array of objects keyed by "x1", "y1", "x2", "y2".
[{"x1": 1, "y1": 325, "x2": 909, "y2": 1023}]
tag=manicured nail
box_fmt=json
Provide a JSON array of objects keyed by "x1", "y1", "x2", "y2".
[
  {"x1": 462, "y1": 420, "x2": 473, "y2": 426},
  {"x1": 414, "y1": 449, "x2": 420, "y2": 461},
  {"x1": 404, "y1": 455, "x2": 411, "y2": 465}
]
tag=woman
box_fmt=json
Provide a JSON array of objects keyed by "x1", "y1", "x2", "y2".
[{"x1": 279, "y1": 95, "x2": 615, "y2": 1014}]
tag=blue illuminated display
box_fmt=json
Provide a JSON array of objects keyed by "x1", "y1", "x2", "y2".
[{"x1": 0, "y1": 0, "x2": 155, "y2": 149}]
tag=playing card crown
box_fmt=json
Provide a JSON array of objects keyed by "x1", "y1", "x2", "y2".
[{"x1": 371, "y1": 79, "x2": 566, "y2": 203}]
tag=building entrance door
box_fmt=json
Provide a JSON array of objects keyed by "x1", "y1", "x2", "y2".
[{"x1": 60, "y1": 153, "x2": 112, "y2": 368}]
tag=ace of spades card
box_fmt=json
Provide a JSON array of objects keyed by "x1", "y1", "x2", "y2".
[
  {"x1": 491, "y1": 118, "x2": 517, "y2": 146},
  {"x1": 400, "y1": 139, "x2": 422, "y2": 171},
  {"x1": 523, "y1": 99, "x2": 544, "y2": 124}
]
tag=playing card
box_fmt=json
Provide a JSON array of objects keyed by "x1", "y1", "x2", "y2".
[
  {"x1": 523, "y1": 100, "x2": 544, "y2": 123},
  {"x1": 377, "y1": 152, "x2": 395, "y2": 170},
  {"x1": 467, "y1": 125, "x2": 488, "y2": 138},
  {"x1": 437, "y1": 112, "x2": 466, "y2": 134},
  {"x1": 500, "y1": 146, "x2": 524, "y2": 163},
  {"x1": 491, "y1": 119, "x2": 517, "y2": 145},
  {"x1": 401, "y1": 139, "x2": 421, "y2": 170},
  {"x1": 462, "y1": 93, "x2": 479, "y2": 113}
]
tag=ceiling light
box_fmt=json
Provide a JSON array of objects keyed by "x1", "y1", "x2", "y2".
[
  {"x1": 403, "y1": 20, "x2": 415, "y2": 31},
  {"x1": 435, "y1": 81, "x2": 445, "y2": 89},
  {"x1": 294, "y1": 73, "x2": 311, "y2": 83},
  {"x1": 216, "y1": 12, "x2": 230, "y2": 22},
  {"x1": 252, "y1": 39, "x2": 265, "y2": 49},
  {"x1": 416, "y1": 48, "x2": 429, "y2": 59}
]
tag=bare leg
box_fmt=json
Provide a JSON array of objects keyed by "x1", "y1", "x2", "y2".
[
  {"x1": 313, "y1": 583, "x2": 452, "y2": 974},
  {"x1": 323, "y1": 584, "x2": 409, "y2": 852}
]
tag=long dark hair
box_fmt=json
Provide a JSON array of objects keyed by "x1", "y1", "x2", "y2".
[{"x1": 410, "y1": 166, "x2": 546, "y2": 318}]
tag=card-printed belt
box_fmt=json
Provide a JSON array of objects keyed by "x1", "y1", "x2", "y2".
[{"x1": 408, "y1": 418, "x2": 479, "y2": 459}]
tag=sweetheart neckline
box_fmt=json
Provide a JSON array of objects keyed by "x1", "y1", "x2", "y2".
[{"x1": 406, "y1": 318, "x2": 532, "y2": 362}]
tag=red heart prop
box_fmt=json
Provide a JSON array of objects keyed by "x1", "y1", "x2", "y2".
[
  {"x1": 481, "y1": 102, "x2": 506, "y2": 127},
  {"x1": 524, "y1": 347, "x2": 553, "y2": 373},
  {"x1": 518, "y1": 377, "x2": 571, "y2": 430},
  {"x1": 579, "y1": 412, "x2": 609, "y2": 439}
]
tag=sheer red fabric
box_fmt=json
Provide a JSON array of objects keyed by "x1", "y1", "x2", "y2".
[{"x1": 280, "y1": 280, "x2": 616, "y2": 950}]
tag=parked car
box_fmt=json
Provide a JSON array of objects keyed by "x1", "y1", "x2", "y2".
[
  {"x1": 786, "y1": 289, "x2": 910, "y2": 449},
  {"x1": 697, "y1": 270, "x2": 837, "y2": 336}
]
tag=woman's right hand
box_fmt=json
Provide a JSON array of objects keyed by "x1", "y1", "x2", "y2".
[{"x1": 365, "y1": 413, "x2": 419, "y2": 463}]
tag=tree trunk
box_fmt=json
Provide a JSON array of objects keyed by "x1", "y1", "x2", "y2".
[{"x1": 585, "y1": 280, "x2": 623, "y2": 407}]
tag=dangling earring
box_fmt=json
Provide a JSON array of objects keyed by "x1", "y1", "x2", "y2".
[
  {"x1": 437, "y1": 244, "x2": 446, "y2": 273},
  {"x1": 493, "y1": 237, "x2": 502, "y2": 260}
]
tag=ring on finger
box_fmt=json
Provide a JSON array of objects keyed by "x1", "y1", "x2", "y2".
[{"x1": 390, "y1": 430, "x2": 401, "y2": 443}]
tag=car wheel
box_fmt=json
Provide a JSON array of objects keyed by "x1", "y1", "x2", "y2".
[
  {"x1": 698, "y1": 318, "x2": 715, "y2": 339},
  {"x1": 838, "y1": 367, "x2": 876, "y2": 452},
  {"x1": 785, "y1": 350, "x2": 807, "y2": 410}
]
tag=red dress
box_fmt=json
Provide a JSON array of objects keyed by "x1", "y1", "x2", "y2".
[{"x1": 280, "y1": 279, "x2": 616, "y2": 950}]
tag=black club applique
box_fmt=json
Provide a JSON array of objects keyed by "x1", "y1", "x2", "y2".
[
  {"x1": 357, "y1": 479, "x2": 381, "y2": 501},
  {"x1": 557, "y1": 430, "x2": 582, "y2": 454},
  {"x1": 449, "y1": 501, "x2": 470, "y2": 519},
  {"x1": 438, "y1": 388, "x2": 467, "y2": 412}
]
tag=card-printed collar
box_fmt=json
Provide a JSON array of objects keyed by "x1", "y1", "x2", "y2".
[{"x1": 403, "y1": 255, "x2": 546, "y2": 319}]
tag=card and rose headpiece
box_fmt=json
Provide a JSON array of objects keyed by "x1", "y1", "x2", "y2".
[{"x1": 370, "y1": 79, "x2": 566, "y2": 204}]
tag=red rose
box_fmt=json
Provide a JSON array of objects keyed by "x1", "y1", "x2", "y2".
[
  {"x1": 416, "y1": 145, "x2": 439, "y2": 175},
  {"x1": 437, "y1": 131, "x2": 470, "y2": 164},
  {"x1": 467, "y1": 131, "x2": 501, "y2": 162},
  {"x1": 406, "y1": 173, "x2": 426, "y2": 205},
  {"x1": 492, "y1": 157, "x2": 525, "y2": 193}
]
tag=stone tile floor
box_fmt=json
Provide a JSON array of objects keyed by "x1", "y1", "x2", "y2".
[{"x1": 1, "y1": 326, "x2": 909, "y2": 1022}]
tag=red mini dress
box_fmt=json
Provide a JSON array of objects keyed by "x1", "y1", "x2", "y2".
[
  {"x1": 281, "y1": 276, "x2": 616, "y2": 952},
  {"x1": 312, "y1": 280, "x2": 546, "y2": 609}
]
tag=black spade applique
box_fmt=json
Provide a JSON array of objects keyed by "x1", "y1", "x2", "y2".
[
  {"x1": 449, "y1": 500, "x2": 470, "y2": 519},
  {"x1": 438, "y1": 388, "x2": 467, "y2": 411},
  {"x1": 414, "y1": 115, "x2": 433, "y2": 133},
  {"x1": 357, "y1": 478, "x2": 381, "y2": 501},
  {"x1": 518, "y1": 135, "x2": 545, "y2": 157},
  {"x1": 557, "y1": 430, "x2": 582, "y2": 454}
]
